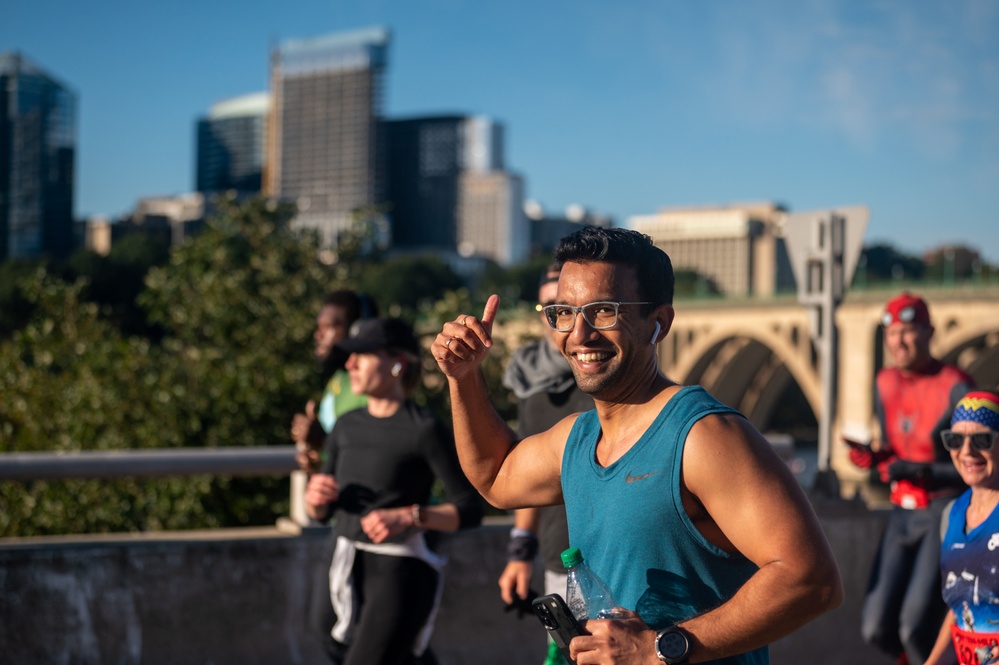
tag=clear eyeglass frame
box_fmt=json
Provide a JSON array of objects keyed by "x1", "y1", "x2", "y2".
[{"x1": 541, "y1": 301, "x2": 651, "y2": 332}]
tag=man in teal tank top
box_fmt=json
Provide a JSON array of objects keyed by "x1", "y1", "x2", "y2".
[{"x1": 432, "y1": 227, "x2": 843, "y2": 665}]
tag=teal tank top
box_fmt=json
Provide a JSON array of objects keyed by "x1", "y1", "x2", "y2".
[{"x1": 562, "y1": 385, "x2": 767, "y2": 665}]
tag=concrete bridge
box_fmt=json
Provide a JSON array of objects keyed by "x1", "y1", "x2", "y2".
[{"x1": 659, "y1": 284, "x2": 999, "y2": 498}]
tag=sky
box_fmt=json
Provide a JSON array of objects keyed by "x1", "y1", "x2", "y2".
[{"x1": 4, "y1": 0, "x2": 998, "y2": 262}]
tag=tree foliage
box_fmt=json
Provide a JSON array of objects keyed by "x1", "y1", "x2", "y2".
[
  {"x1": 857, "y1": 243, "x2": 926, "y2": 283},
  {"x1": 674, "y1": 269, "x2": 722, "y2": 298},
  {"x1": 354, "y1": 254, "x2": 465, "y2": 317},
  {"x1": 0, "y1": 271, "x2": 212, "y2": 534},
  {"x1": 0, "y1": 196, "x2": 341, "y2": 535}
]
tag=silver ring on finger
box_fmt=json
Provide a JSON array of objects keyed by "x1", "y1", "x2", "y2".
[
  {"x1": 459, "y1": 316, "x2": 467, "y2": 326},
  {"x1": 445, "y1": 336, "x2": 454, "y2": 350}
]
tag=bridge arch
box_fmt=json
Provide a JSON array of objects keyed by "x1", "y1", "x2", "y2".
[
  {"x1": 665, "y1": 321, "x2": 821, "y2": 436},
  {"x1": 935, "y1": 324, "x2": 999, "y2": 390}
]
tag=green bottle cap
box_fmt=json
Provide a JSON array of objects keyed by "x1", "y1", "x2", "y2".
[{"x1": 561, "y1": 546, "x2": 583, "y2": 568}]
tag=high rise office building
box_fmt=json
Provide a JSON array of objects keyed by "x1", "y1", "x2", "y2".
[
  {"x1": 386, "y1": 115, "x2": 527, "y2": 265},
  {"x1": 196, "y1": 92, "x2": 269, "y2": 196},
  {"x1": 265, "y1": 27, "x2": 389, "y2": 245},
  {"x1": 630, "y1": 202, "x2": 794, "y2": 297},
  {"x1": 386, "y1": 115, "x2": 471, "y2": 251},
  {"x1": 0, "y1": 51, "x2": 77, "y2": 260},
  {"x1": 457, "y1": 170, "x2": 527, "y2": 265}
]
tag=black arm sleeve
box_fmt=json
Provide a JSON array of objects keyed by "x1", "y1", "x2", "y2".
[
  {"x1": 315, "y1": 425, "x2": 341, "y2": 514},
  {"x1": 417, "y1": 417, "x2": 484, "y2": 530}
]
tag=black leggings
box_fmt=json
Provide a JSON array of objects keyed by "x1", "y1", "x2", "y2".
[
  {"x1": 310, "y1": 543, "x2": 440, "y2": 665},
  {"x1": 860, "y1": 499, "x2": 949, "y2": 663}
]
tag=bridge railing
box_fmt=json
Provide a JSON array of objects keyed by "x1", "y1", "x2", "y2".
[{"x1": 0, "y1": 446, "x2": 312, "y2": 527}]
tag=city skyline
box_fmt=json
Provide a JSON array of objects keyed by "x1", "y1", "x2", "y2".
[{"x1": 3, "y1": 1, "x2": 997, "y2": 262}]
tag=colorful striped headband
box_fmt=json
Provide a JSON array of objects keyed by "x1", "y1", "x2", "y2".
[{"x1": 951, "y1": 391, "x2": 999, "y2": 431}]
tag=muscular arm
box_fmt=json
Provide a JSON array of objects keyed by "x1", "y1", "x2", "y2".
[
  {"x1": 572, "y1": 414, "x2": 843, "y2": 664},
  {"x1": 434, "y1": 296, "x2": 565, "y2": 510},
  {"x1": 677, "y1": 414, "x2": 843, "y2": 658}
]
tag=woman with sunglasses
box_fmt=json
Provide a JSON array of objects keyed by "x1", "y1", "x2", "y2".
[{"x1": 925, "y1": 391, "x2": 999, "y2": 665}]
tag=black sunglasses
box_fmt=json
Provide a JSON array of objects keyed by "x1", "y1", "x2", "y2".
[{"x1": 940, "y1": 430, "x2": 998, "y2": 452}]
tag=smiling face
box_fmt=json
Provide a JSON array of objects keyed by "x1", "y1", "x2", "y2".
[
  {"x1": 538, "y1": 275, "x2": 561, "y2": 351},
  {"x1": 554, "y1": 261, "x2": 666, "y2": 401},
  {"x1": 883, "y1": 321, "x2": 933, "y2": 372},
  {"x1": 948, "y1": 420, "x2": 998, "y2": 490}
]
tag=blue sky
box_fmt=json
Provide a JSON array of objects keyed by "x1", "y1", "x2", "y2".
[{"x1": 5, "y1": 1, "x2": 998, "y2": 261}]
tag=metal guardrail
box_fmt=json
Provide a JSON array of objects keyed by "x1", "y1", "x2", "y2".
[
  {"x1": 0, "y1": 446, "x2": 310, "y2": 525},
  {"x1": 0, "y1": 446, "x2": 298, "y2": 481}
]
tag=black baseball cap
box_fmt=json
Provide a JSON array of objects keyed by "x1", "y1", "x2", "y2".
[{"x1": 335, "y1": 318, "x2": 420, "y2": 356}]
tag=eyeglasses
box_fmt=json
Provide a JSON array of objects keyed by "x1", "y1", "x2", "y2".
[
  {"x1": 541, "y1": 301, "x2": 651, "y2": 332},
  {"x1": 940, "y1": 430, "x2": 998, "y2": 452}
]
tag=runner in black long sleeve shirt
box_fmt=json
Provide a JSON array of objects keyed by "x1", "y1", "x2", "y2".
[{"x1": 306, "y1": 317, "x2": 482, "y2": 665}]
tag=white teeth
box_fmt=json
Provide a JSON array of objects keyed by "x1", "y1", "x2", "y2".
[{"x1": 576, "y1": 352, "x2": 610, "y2": 363}]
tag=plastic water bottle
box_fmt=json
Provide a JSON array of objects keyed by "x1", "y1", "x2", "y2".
[{"x1": 561, "y1": 546, "x2": 620, "y2": 620}]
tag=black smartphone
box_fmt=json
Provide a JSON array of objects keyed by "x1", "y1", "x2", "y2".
[{"x1": 531, "y1": 593, "x2": 584, "y2": 665}]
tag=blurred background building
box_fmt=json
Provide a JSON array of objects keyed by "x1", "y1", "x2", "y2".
[
  {"x1": 0, "y1": 51, "x2": 77, "y2": 260},
  {"x1": 264, "y1": 27, "x2": 389, "y2": 246},
  {"x1": 83, "y1": 193, "x2": 205, "y2": 256},
  {"x1": 196, "y1": 92, "x2": 269, "y2": 198},
  {"x1": 386, "y1": 115, "x2": 527, "y2": 265},
  {"x1": 524, "y1": 199, "x2": 613, "y2": 257},
  {"x1": 630, "y1": 201, "x2": 795, "y2": 297}
]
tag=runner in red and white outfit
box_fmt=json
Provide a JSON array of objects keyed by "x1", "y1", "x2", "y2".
[{"x1": 849, "y1": 292, "x2": 975, "y2": 665}]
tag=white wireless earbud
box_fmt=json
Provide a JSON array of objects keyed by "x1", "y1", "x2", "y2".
[
  {"x1": 650, "y1": 321, "x2": 661, "y2": 345},
  {"x1": 391, "y1": 362, "x2": 403, "y2": 377}
]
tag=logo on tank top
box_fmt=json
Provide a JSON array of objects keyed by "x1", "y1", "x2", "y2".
[
  {"x1": 625, "y1": 470, "x2": 659, "y2": 484},
  {"x1": 899, "y1": 414, "x2": 913, "y2": 434}
]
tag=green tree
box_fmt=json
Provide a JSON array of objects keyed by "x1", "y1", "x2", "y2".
[
  {"x1": 0, "y1": 271, "x2": 214, "y2": 535},
  {"x1": 356, "y1": 254, "x2": 465, "y2": 316},
  {"x1": 478, "y1": 255, "x2": 555, "y2": 307},
  {"x1": 0, "y1": 196, "x2": 342, "y2": 535},
  {"x1": 62, "y1": 232, "x2": 171, "y2": 337},
  {"x1": 674, "y1": 269, "x2": 721, "y2": 298},
  {"x1": 0, "y1": 257, "x2": 42, "y2": 337},
  {"x1": 857, "y1": 243, "x2": 925, "y2": 283},
  {"x1": 138, "y1": 196, "x2": 341, "y2": 526}
]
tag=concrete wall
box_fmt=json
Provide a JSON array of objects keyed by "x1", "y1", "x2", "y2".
[{"x1": 1, "y1": 503, "x2": 892, "y2": 664}]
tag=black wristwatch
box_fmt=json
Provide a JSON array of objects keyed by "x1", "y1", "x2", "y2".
[{"x1": 655, "y1": 625, "x2": 691, "y2": 664}]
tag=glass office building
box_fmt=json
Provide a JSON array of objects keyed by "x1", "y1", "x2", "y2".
[
  {"x1": 0, "y1": 51, "x2": 77, "y2": 260},
  {"x1": 196, "y1": 92, "x2": 268, "y2": 196},
  {"x1": 386, "y1": 115, "x2": 527, "y2": 265}
]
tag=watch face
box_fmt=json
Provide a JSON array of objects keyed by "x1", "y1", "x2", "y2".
[{"x1": 658, "y1": 629, "x2": 688, "y2": 661}]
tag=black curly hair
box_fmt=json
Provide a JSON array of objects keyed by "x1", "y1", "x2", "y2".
[{"x1": 553, "y1": 226, "x2": 674, "y2": 307}]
